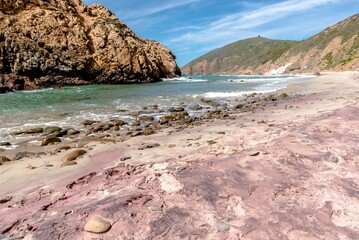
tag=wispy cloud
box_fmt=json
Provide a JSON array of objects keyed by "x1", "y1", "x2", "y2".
[
  {"x1": 119, "y1": 0, "x2": 200, "y2": 20},
  {"x1": 172, "y1": 0, "x2": 341, "y2": 44}
]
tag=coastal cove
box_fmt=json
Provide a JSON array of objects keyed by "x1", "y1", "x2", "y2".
[
  {"x1": 0, "y1": 72, "x2": 359, "y2": 239},
  {"x1": 0, "y1": 74, "x2": 311, "y2": 143}
]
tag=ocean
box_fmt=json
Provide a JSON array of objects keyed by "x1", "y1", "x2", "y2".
[{"x1": 0, "y1": 74, "x2": 312, "y2": 142}]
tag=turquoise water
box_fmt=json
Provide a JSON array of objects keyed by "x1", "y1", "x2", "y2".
[{"x1": 0, "y1": 74, "x2": 311, "y2": 141}]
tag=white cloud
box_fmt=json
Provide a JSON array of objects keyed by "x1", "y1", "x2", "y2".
[{"x1": 172, "y1": 0, "x2": 341, "y2": 44}]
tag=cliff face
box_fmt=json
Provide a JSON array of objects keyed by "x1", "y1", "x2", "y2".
[
  {"x1": 0, "y1": 0, "x2": 181, "y2": 91},
  {"x1": 182, "y1": 14, "x2": 359, "y2": 75}
]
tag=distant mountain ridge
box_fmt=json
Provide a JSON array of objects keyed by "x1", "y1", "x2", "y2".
[{"x1": 182, "y1": 14, "x2": 359, "y2": 75}]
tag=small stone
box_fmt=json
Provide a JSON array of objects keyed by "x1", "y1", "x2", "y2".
[
  {"x1": 138, "y1": 115, "x2": 154, "y2": 121},
  {"x1": 148, "y1": 205, "x2": 163, "y2": 212},
  {"x1": 84, "y1": 216, "x2": 111, "y2": 234},
  {"x1": 55, "y1": 146, "x2": 71, "y2": 152},
  {"x1": 249, "y1": 151, "x2": 260, "y2": 156},
  {"x1": 61, "y1": 161, "x2": 77, "y2": 167},
  {"x1": 41, "y1": 137, "x2": 61, "y2": 146},
  {"x1": 0, "y1": 196, "x2": 12, "y2": 204},
  {"x1": 26, "y1": 164, "x2": 36, "y2": 169},
  {"x1": 329, "y1": 156, "x2": 339, "y2": 163},
  {"x1": 120, "y1": 156, "x2": 131, "y2": 161},
  {"x1": 207, "y1": 140, "x2": 217, "y2": 145},
  {"x1": 168, "y1": 144, "x2": 176, "y2": 148},
  {"x1": 61, "y1": 149, "x2": 87, "y2": 162},
  {"x1": 217, "y1": 223, "x2": 230, "y2": 232},
  {"x1": 218, "y1": 132, "x2": 226, "y2": 135}
]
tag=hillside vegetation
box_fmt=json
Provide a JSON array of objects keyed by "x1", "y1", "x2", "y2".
[{"x1": 182, "y1": 14, "x2": 359, "y2": 75}]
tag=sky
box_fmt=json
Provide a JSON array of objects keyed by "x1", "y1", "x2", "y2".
[{"x1": 83, "y1": 0, "x2": 359, "y2": 67}]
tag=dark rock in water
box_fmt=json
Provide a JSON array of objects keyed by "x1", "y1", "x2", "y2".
[
  {"x1": 0, "y1": 156, "x2": 11, "y2": 164},
  {"x1": 41, "y1": 137, "x2": 62, "y2": 146},
  {"x1": 111, "y1": 119, "x2": 126, "y2": 126},
  {"x1": 0, "y1": 0, "x2": 180, "y2": 90},
  {"x1": 44, "y1": 126, "x2": 62, "y2": 134},
  {"x1": 26, "y1": 128, "x2": 44, "y2": 134},
  {"x1": 138, "y1": 116, "x2": 155, "y2": 122},
  {"x1": 168, "y1": 107, "x2": 185, "y2": 112},
  {"x1": 0, "y1": 142, "x2": 11, "y2": 146},
  {"x1": 0, "y1": 86, "x2": 12, "y2": 94}
]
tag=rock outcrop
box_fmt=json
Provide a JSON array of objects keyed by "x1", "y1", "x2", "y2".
[{"x1": 0, "y1": 0, "x2": 181, "y2": 91}]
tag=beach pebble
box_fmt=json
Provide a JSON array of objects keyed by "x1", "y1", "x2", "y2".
[
  {"x1": 41, "y1": 137, "x2": 62, "y2": 146},
  {"x1": 62, "y1": 149, "x2": 87, "y2": 162},
  {"x1": 217, "y1": 223, "x2": 230, "y2": 232},
  {"x1": 248, "y1": 151, "x2": 260, "y2": 156},
  {"x1": 61, "y1": 161, "x2": 77, "y2": 167},
  {"x1": 120, "y1": 156, "x2": 131, "y2": 161},
  {"x1": 84, "y1": 216, "x2": 111, "y2": 234},
  {"x1": 44, "y1": 126, "x2": 62, "y2": 134},
  {"x1": 168, "y1": 144, "x2": 176, "y2": 148},
  {"x1": 207, "y1": 140, "x2": 217, "y2": 145},
  {"x1": 111, "y1": 119, "x2": 126, "y2": 126}
]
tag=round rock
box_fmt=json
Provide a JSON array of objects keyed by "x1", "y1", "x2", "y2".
[
  {"x1": 84, "y1": 216, "x2": 111, "y2": 234},
  {"x1": 61, "y1": 149, "x2": 87, "y2": 162},
  {"x1": 41, "y1": 137, "x2": 61, "y2": 146}
]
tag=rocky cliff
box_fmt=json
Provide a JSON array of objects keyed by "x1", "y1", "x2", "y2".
[
  {"x1": 182, "y1": 14, "x2": 359, "y2": 75},
  {"x1": 0, "y1": 0, "x2": 181, "y2": 92}
]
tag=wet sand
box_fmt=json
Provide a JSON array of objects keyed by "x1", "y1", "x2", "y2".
[{"x1": 0, "y1": 72, "x2": 359, "y2": 239}]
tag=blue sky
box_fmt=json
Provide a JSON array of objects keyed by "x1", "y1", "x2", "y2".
[{"x1": 83, "y1": 0, "x2": 359, "y2": 66}]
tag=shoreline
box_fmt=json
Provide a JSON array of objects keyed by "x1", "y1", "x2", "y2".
[{"x1": 1, "y1": 72, "x2": 359, "y2": 239}]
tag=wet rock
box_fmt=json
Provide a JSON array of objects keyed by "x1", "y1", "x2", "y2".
[
  {"x1": 0, "y1": 196, "x2": 12, "y2": 204},
  {"x1": 26, "y1": 127, "x2": 44, "y2": 134},
  {"x1": 91, "y1": 123, "x2": 113, "y2": 132},
  {"x1": 116, "y1": 109, "x2": 128, "y2": 113},
  {"x1": 67, "y1": 129, "x2": 80, "y2": 136},
  {"x1": 41, "y1": 137, "x2": 61, "y2": 146},
  {"x1": 111, "y1": 119, "x2": 126, "y2": 126},
  {"x1": 138, "y1": 143, "x2": 160, "y2": 150},
  {"x1": 84, "y1": 216, "x2": 111, "y2": 234},
  {"x1": 138, "y1": 115, "x2": 155, "y2": 121},
  {"x1": 0, "y1": 86, "x2": 12, "y2": 94},
  {"x1": 44, "y1": 126, "x2": 62, "y2": 134},
  {"x1": 82, "y1": 120, "x2": 98, "y2": 126},
  {"x1": 131, "y1": 121, "x2": 141, "y2": 126},
  {"x1": 189, "y1": 104, "x2": 202, "y2": 111},
  {"x1": 0, "y1": 142, "x2": 11, "y2": 146},
  {"x1": 0, "y1": 156, "x2": 11, "y2": 164},
  {"x1": 160, "y1": 115, "x2": 175, "y2": 124},
  {"x1": 168, "y1": 107, "x2": 185, "y2": 112},
  {"x1": 61, "y1": 149, "x2": 87, "y2": 162}
]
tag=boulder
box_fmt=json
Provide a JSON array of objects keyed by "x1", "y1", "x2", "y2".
[
  {"x1": 41, "y1": 137, "x2": 62, "y2": 146},
  {"x1": 44, "y1": 127, "x2": 62, "y2": 134},
  {"x1": 0, "y1": 0, "x2": 180, "y2": 90}
]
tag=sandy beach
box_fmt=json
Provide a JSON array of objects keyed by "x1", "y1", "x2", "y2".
[{"x1": 1, "y1": 72, "x2": 359, "y2": 239}]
